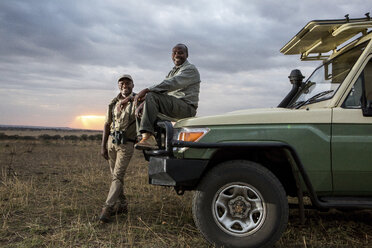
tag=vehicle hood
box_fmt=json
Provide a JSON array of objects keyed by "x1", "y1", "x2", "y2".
[{"x1": 174, "y1": 107, "x2": 332, "y2": 127}]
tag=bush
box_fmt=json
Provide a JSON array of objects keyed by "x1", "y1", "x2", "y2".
[
  {"x1": 23, "y1": 136, "x2": 37, "y2": 140},
  {"x1": 64, "y1": 135, "x2": 79, "y2": 141},
  {"x1": 0, "y1": 133, "x2": 37, "y2": 140},
  {"x1": 52, "y1": 135, "x2": 62, "y2": 140},
  {"x1": 88, "y1": 134, "x2": 102, "y2": 141},
  {"x1": 38, "y1": 134, "x2": 52, "y2": 140},
  {"x1": 7, "y1": 135, "x2": 20, "y2": 140}
]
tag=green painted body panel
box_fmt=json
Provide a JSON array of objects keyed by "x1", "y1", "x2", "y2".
[
  {"x1": 179, "y1": 123, "x2": 333, "y2": 192},
  {"x1": 332, "y1": 124, "x2": 372, "y2": 195}
]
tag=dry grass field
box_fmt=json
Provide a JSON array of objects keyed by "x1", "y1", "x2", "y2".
[
  {"x1": 0, "y1": 128, "x2": 101, "y2": 137},
  {"x1": 1, "y1": 136, "x2": 372, "y2": 247}
]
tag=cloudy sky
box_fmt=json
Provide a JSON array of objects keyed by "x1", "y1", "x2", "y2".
[{"x1": 0, "y1": 0, "x2": 371, "y2": 129}]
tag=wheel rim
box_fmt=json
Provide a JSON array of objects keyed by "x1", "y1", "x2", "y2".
[{"x1": 212, "y1": 183, "x2": 266, "y2": 237}]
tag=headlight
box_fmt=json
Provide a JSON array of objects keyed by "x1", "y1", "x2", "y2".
[
  {"x1": 174, "y1": 127, "x2": 210, "y2": 142},
  {"x1": 173, "y1": 127, "x2": 209, "y2": 153}
]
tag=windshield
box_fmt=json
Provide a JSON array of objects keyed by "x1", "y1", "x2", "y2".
[{"x1": 289, "y1": 41, "x2": 368, "y2": 108}]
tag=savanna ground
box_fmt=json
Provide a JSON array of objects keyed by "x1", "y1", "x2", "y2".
[{"x1": 1, "y1": 132, "x2": 372, "y2": 247}]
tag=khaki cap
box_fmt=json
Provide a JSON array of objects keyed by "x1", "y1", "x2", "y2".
[{"x1": 118, "y1": 74, "x2": 133, "y2": 82}]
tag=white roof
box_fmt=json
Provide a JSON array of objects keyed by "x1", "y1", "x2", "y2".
[{"x1": 280, "y1": 16, "x2": 372, "y2": 60}]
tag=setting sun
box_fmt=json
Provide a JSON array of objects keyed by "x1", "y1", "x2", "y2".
[{"x1": 71, "y1": 115, "x2": 105, "y2": 130}]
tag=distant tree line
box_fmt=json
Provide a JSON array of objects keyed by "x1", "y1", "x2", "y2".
[{"x1": 0, "y1": 132, "x2": 102, "y2": 141}]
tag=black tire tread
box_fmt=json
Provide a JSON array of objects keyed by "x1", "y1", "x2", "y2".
[{"x1": 192, "y1": 160, "x2": 288, "y2": 248}]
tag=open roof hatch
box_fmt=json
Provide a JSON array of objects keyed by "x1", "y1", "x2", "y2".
[{"x1": 280, "y1": 14, "x2": 372, "y2": 61}]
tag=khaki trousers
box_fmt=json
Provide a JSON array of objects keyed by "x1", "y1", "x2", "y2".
[
  {"x1": 138, "y1": 92, "x2": 196, "y2": 134},
  {"x1": 105, "y1": 136, "x2": 134, "y2": 207}
]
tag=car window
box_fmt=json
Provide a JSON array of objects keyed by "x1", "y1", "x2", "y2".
[
  {"x1": 290, "y1": 41, "x2": 368, "y2": 109},
  {"x1": 364, "y1": 59, "x2": 372, "y2": 102},
  {"x1": 344, "y1": 58, "x2": 372, "y2": 108},
  {"x1": 343, "y1": 76, "x2": 363, "y2": 108}
]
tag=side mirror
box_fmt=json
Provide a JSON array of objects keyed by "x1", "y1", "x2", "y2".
[{"x1": 362, "y1": 100, "x2": 372, "y2": 116}]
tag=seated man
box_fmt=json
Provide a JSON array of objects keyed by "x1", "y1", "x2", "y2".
[{"x1": 134, "y1": 43, "x2": 201, "y2": 150}]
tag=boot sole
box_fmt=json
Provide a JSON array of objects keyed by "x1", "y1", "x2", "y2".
[{"x1": 134, "y1": 144, "x2": 158, "y2": 150}]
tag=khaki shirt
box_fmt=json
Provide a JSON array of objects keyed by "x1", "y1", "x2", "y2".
[
  {"x1": 148, "y1": 60, "x2": 201, "y2": 108},
  {"x1": 105, "y1": 92, "x2": 136, "y2": 140}
]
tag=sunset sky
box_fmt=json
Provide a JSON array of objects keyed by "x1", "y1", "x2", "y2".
[{"x1": 0, "y1": 1, "x2": 370, "y2": 130}]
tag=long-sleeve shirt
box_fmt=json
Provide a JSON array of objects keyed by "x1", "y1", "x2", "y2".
[
  {"x1": 105, "y1": 92, "x2": 137, "y2": 139},
  {"x1": 148, "y1": 60, "x2": 201, "y2": 108}
]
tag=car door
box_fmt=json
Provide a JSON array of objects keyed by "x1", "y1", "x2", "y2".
[{"x1": 332, "y1": 56, "x2": 372, "y2": 194}]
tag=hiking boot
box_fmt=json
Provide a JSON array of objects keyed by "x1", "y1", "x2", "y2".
[
  {"x1": 99, "y1": 206, "x2": 113, "y2": 223},
  {"x1": 112, "y1": 202, "x2": 128, "y2": 215},
  {"x1": 134, "y1": 134, "x2": 158, "y2": 150}
]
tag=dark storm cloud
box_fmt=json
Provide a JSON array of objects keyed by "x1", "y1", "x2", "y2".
[
  {"x1": 1, "y1": 0, "x2": 367, "y2": 74},
  {"x1": 0, "y1": 0, "x2": 371, "y2": 126},
  {"x1": 0, "y1": 1, "x2": 297, "y2": 73}
]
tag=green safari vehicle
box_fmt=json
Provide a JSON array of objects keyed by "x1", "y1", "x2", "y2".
[{"x1": 146, "y1": 15, "x2": 372, "y2": 248}]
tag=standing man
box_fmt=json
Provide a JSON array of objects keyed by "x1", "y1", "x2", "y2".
[
  {"x1": 134, "y1": 43, "x2": 201, "y2": 150},
  {"x1": 99, "y1": 74, "x2": 136, "y2": 222}
]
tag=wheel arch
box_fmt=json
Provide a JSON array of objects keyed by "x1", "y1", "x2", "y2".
[{"x1": 201, "y1": 146, "x2": 299, "y2": 197}]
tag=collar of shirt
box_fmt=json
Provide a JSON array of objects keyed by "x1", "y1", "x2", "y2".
[
  {"x1": 169, "y1": 60, "x2": 190, "y2": 77},
  {"x1": 114, "y1": 92, "x2": 134, "y2": 102},
  {"x1": 174, "y1": 59, "x2": 190, "y2": 69}
]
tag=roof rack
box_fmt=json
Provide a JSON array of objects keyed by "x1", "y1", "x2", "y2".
[{"x1": 281, "y1": 13, "x2": 372, "y2": 61}]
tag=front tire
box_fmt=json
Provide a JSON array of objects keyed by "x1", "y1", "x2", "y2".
[{"x1": 192, "y1": 160, "x2": 288, "y2": 248}]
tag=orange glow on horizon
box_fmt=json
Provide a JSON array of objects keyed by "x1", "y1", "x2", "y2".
[{"x1": 71, "y1": 115, "x2": 105, "y2": 130}]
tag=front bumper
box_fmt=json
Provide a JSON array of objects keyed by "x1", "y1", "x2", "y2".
[{"x1": 148, "y1": 156, "x2": 208, "y2": 187}]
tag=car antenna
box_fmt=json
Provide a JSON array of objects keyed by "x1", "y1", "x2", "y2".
[
  {"x1": 366, "y1": 12, "x2": 370, "y2": 20},
  {"x1": 345, "y1": 14, "x2": 349, "y2": 22}
]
